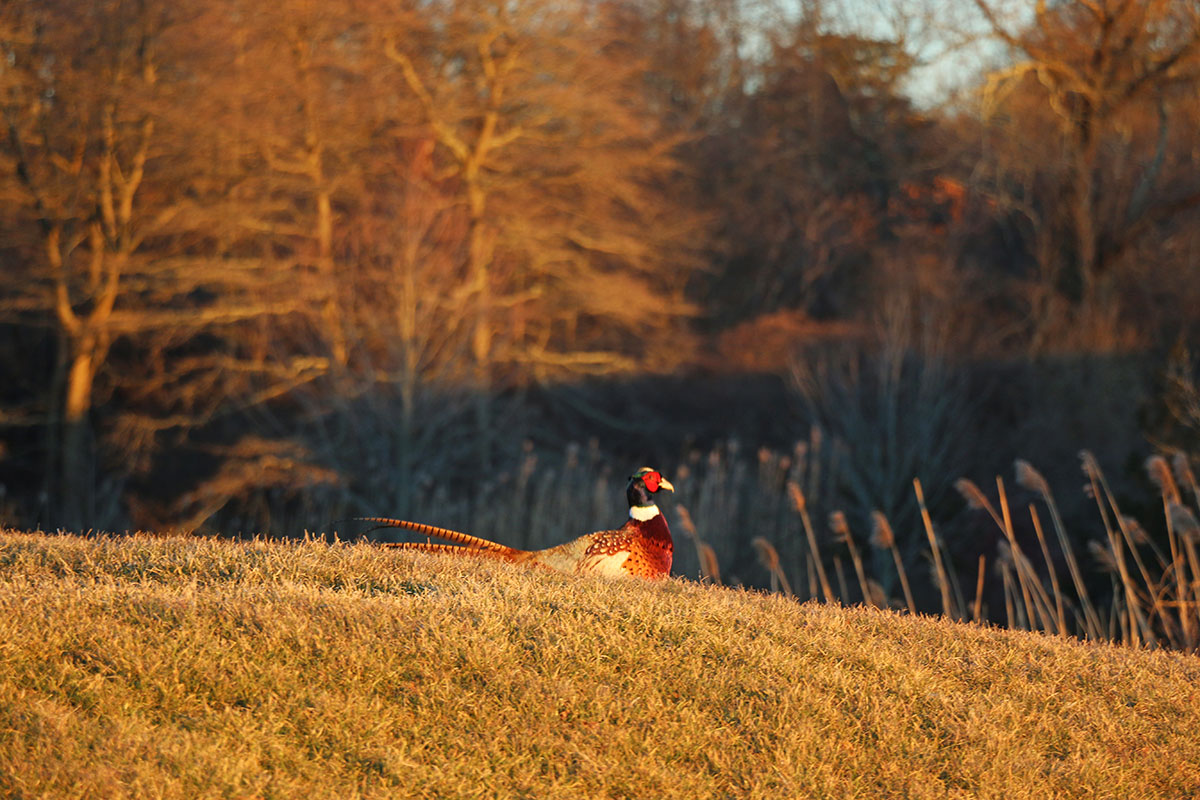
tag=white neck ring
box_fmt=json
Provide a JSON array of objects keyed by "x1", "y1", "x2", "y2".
[{"x1": 629, "y1": 504, "x2": 660, "y2": 522}]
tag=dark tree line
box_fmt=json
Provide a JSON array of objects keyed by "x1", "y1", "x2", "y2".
[{"x1": 1, "y1": 0, "x2": 1199, "y2": 539}]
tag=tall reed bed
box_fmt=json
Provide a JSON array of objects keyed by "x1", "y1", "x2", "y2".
[
  {"x1": 346, "y1": 433, "x2": 1200, "y2": 652},
  {"x1": 726, "y1": 445, "x2": 1200, "y2": 653}
]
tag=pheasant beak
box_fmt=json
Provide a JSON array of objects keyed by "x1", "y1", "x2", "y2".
[{"x1": 658, "y1": 477, "x2": 675, "y2": 493}]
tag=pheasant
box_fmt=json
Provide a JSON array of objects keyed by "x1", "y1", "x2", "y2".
[{"x1": 357, "y1": 467, "x2": 676, "y2": 579}]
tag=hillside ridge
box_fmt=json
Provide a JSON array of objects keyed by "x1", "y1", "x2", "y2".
[{"x1": 2, "y1": 532, "x2": 1198, "y2": 799}]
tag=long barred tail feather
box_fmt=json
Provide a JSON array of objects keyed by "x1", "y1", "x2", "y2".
[
  {"x1": 382, "y1": 542, "x2": 516, "y2": 561},
  {"x1": 348, "y1": 517, "x2": 520, "y2": 555}
]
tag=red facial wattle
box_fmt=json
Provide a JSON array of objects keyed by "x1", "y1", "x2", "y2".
[{"x1": 642, "y1": 471, "x2": 661, "y2": 493}]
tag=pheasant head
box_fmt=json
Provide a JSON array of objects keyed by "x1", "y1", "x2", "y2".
[{"x1": 627, "y1": 467, "x2": 675, "y2": 521}]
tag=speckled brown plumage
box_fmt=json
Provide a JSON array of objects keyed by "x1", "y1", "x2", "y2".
[{"x1": 358, "y1": 467, "x2": 675, "y2": 579}]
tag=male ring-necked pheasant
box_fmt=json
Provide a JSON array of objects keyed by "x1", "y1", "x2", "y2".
[{"x1": 357, "y1": 467, "x2": 675, "y2": 579}]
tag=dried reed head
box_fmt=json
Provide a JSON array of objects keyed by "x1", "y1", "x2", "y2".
[
  {"x1": 1014, "y1": 460, "x2": 1050, "y2": 496},
  {"x1": 787, "y1": 481, "x2": 807, "y2": 513},
  {"x1": 752, "y1": 536, "x2": 781, "y2": 571},
  {"x1": 1087, "y1": 540, "x2": 1117, "y2": 573},
  {"x1": 698, "y1": 542, "x2": 722, "y2": 583},
  {"x1": 1168, "y1": 502, "x2": 1200, "y2": 543},
  {"x1": 828, "y1": 511, "x2": 851, "y2": 544},
  {"x1": 866, "y1": 579, "x2": 887, "y2": 608},
  {"x1": 1078, "y1": 450, "x2": 1101, "y2": 481},
  {"x1": 1121, "y1": 516, "x2": 1149, "y2": 546},
  {"x1": 675, "y1": 504, "x2": 699, "y2": 540},
  {"x1": 1145, "y1": 455, "x2": 1180, "y2": 504},
  {"x1": 955, "y1": 478, "x2": 991, "y2": 511},
  {"x1": 996, "y1": 538, "x2": 1014, "y2": 567},
  {"x1": 519, "y1": 442, "x2": 537, "y2": 483},
  {"x1": 869, "y1": 511, "x2": 894, "y2": 549},
  {"x1": 992, "y1": 556, "x2": 1011, "y2": 580},
  {"x1": 1172, "y1": 452, "x2": 1196, "y2": 491}
]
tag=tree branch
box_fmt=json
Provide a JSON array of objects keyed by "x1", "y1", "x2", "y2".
[{"x1": 383, "y1": 36, "x2": 470, "y2": 164}]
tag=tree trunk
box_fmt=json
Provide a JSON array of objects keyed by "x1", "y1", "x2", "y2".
[
  {"x1": 316, "y1": 188, "x2": 347, "y2": 366},
  {"x1": 466, "y1": 181, "x2": 494, "y2": 465},
  {"x1": 59, "y1": 335, "x2": 100, "y2": 529}
]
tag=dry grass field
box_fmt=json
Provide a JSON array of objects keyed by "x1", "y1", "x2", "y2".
[{"x1": 2, "y1": 531, "x2": 1199, "y2": 799}]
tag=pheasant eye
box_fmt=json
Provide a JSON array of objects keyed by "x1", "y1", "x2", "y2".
[{"x1": 642, "y1": 471, "x2": 661, "y2": 492}]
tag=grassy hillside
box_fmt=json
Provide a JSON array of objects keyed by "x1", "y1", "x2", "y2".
[{"x1": 2, "y1": 532, "x2": 1198, "y2": 799}]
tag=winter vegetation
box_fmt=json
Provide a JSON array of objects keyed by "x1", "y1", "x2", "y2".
[
  {"x1": 4, "y1": 0, "x2": 1200, "y2": 650},
  {"x1": 2, "y1": 531, "x2": 1199, "y2": 799}
]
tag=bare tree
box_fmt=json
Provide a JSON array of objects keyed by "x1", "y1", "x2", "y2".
[
  {"x1": 0, "y1": 0, "x2": 330, "y2": 527},
  {"x1": 0, "y1": 1, "x2": 170, "y2": 523},
  {"x1": 972, "y1": 0, "x2": 1200, "y2": 348},
  {"x1": 379, "y1": 0, "x2": 703, "y2": 383}
]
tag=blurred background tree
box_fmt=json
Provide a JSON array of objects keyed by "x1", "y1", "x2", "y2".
[{"x1": 970, "y1": 0, "x2": 1200, "y2": 352}]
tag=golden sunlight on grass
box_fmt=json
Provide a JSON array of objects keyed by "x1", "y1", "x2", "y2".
[{"x1": 2, "y1": 531, "x2": 1198, "y2": 799}]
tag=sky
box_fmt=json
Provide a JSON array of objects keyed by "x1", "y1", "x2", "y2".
[{"x1": 814, "y1": 0, "x2": 1022, "y2": 107}]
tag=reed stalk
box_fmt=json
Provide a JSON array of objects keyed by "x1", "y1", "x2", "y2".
[
  {"x1": 1164, "y1": 456, "x2": 1199, "y2": 648},
  {"x1": 996, "y1": 477, "x2": 1039, "y2": 630},
  {"x1": 698, "y1": 542, "x2": 722, "y2": 585},
  {"x1": 833, "y1": 556, "x2": 850, "y2": 605},
  {"x1": 914, "y1": 478, "x2": 955, "y2": 619},
  {"x1": 972, "y1": 554, "x2": 986, "y2": 623},
  {"x1": 958, "y1": 476, "x2": 1052, "y2": 631},
  {"x1": 676, "y1": 504, "x2": 720, "y2": 585},
  {"x1": 1081, "y1": 452, "x2": 1148, "y2": 647},
  {"x1": 788, "y1": 481, "x2": 834, "y2": 603},
  {"x1": 1097, "y1": 464, "x2": 1172, "y2": 638},
  {"x1": 1168, "y1": 502, "x2": 1200, "y2": 640},
  {"x1": 871, "y1": 511, "x2": 916, "y2": 614},
  {"x1": 1002, "y1": 488, "x2": 1059, "y2": 633},
  {"x1": 999, "y1": 558, "x2": 1017, "y2": 629},
  {"x1": 1028, "y1": 505, "x2": 1067, "y2": 636},
  {"x1": 1160, "y1": 488, "x2": 1189, "y2": 645},
  {"x1": 751, "y1": 537, "x2": 793, "y2": 598},
  {"x1": 830, "y1": 511, "x2": 874, "y2": 606},
  {"x1": 1015, "y1": 460, "x2": 1103, "y2": 640}
]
